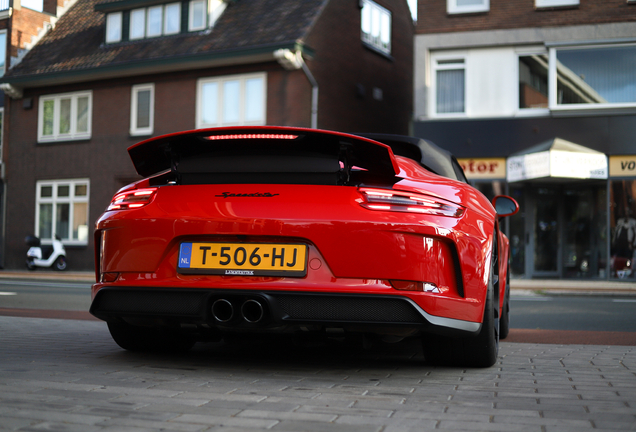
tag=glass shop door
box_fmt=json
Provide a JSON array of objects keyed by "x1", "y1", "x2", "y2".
[
  {"x1": 530, "y1": 187, "x2": 560, "y2": 277},
  {"x1": 526, "y1": 184, "x2": 607, "y2": 279}
]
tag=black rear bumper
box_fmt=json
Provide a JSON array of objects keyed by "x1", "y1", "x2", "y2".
[{"x1": 90, "y1": 287, "x2": 478, "y2": 336}]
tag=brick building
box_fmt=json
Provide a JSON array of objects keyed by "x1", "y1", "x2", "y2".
[
  {"x1": 0, "y1": 0, "x2": 74, "y2": 266},
  {"x1": 0, "y1": 0, "x2": 413, "y2": 270},
  {"x1": 413, "y1": 0, "x2": 636, "y2": 280}
]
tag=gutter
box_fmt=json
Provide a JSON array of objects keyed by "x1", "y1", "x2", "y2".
[{"x1": 274, "y1": 49, "x2": 318, "y2": 129}]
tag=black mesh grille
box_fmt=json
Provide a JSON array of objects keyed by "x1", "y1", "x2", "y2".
[
  {"x1": 275, "y1": 295, "x2": 424, "y2": 323},
  {"x1": 94, "y1": 290, "x2": 206, "y2": 317}
]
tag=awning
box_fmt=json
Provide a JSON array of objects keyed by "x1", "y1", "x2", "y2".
[{"x1": 507, "y1": 138, "x2": 608, "y2": 183}]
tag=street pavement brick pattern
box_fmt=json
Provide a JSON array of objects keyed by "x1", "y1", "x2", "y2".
[{"x1": 0, "y1": 316, "x2": 635, "y2": 432}]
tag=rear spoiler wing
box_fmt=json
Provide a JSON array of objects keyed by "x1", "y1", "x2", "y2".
[{"x1": 128, "y1": 127, "x2": 400, "y2": 186}]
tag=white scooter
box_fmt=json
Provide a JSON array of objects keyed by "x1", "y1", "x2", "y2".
[{"x1": 25, "y1": 235, "x2": 68, "y2": 271}]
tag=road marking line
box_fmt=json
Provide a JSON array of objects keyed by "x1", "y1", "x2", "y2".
[
  {"x1": 0, "y1": 292, "x2": 17, "y2": 295},
  {"x1": 612, "y1": 299, "x2": 636, "y2": 303},
  {"x1": 0, "y1": 280, "x2": 89, "y2": 289},
  {"x1": 511, "y1": 297, "x2": 551, "y2": 301}
]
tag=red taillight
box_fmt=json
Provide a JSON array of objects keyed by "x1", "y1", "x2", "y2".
[
  {"x1": 359, "y1": 188, "x2": 465, "y2": 218},
  {"x1": 107, "y1": 188, "x2": 157, "y2": 211}
]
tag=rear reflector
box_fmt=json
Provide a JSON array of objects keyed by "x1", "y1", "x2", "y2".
[
  {"x1": 107, "y1": 188, "x2": 157, "y2": 211},
  {"x1": 359, "y1": 188, "x2": 464, "y2": 218},
  {"x1": 204, "y1": 134, "x2": 299, "y2": 140},
  {"x1": 390, "y1": 280, "x2": 441, "y2": 293},
  {"x1": 100, "y1": 272, "x2": 120, "y2": 283}
]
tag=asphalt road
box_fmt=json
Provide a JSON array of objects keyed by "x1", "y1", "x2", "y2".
[
  {"x1": 510, "y1": 295, "x2": 636, "y2": 332},
  {"x1": 0, "y1": 279, "x2": 91, "y2": 311}
]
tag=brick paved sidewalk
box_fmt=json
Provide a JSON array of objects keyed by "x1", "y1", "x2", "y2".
[{"x1": 1, "y1": 316, "x2": 635, "y2": 431}]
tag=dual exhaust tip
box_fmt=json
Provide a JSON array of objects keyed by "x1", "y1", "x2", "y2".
[{"x1": 211, "y1": 298, "x2": 265, "y2": 324}]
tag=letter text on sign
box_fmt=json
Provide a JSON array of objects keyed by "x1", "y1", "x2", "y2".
[
  {"x1": 457, "y1": 158, "x2": 507, "y2": 179},
  {"x1": 609, "y1": 156, "x2": 636, "y2": 178}
]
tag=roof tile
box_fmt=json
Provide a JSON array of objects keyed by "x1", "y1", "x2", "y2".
[{"x1": 7, "y1": 0, "x2": 327, "y2": 79}]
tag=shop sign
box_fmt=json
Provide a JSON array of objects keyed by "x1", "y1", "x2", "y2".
[
  {"x1": 507, "y1": 150, "x2": 607, "y2": 182},
  {"x1": 457, "y1": 158, "x2": 506, "y2": 179},
  {"x1": 507, "y1": 152, "x2": 550, "y2": 182},
  {"x1": 609, "y1": 156, "x2": 636, "y2": 178}
]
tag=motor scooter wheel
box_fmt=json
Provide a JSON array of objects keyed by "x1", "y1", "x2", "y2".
[
  {"x1": 54, "y1": 256, "x2": 68, "y2": 271},
  {"x1": 26, "y1": 259, "x2": 36, "y2": 271}
]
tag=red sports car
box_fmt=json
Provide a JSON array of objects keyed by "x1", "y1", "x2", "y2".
[{"x1": 90, "y1": 126, "x2": 518, "y2": 367}]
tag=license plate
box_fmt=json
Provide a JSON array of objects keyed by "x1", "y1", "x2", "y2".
[{"x1": 177, "y1": 242, "x2": 308, "y2": 277}]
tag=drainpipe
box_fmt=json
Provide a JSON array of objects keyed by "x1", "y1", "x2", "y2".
[{"x1": 274, "y1": 49, "x2": 318, "y2": 129}]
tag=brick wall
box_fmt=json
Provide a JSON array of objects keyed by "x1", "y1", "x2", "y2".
[
  {"x1": 306, "y1": 0, "x2": 413, "y2": 134},
  {"x1": 416, "y1": 0, "x2": 636, "y2": 34},
  {"x1": 10, "y1": 7, "x2": 55, "y2": 57}
]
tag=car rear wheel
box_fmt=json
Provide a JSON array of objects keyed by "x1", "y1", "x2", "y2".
[{"x1": 107, "y1": 321, "x2": 196, "y2": 352}]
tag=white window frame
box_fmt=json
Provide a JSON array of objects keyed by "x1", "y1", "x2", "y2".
[
  {"x1": 189, "y1": 0, "x2": 207, "y2": 31},
  {"x1": 35, "y1": 179, "x2": 90, "y2": 245},
  {"x1": 38, "y1": 91, "x2": 92, "y2": 143},
  {"x1": 548, "y1": 43, "x2": 636, "y2": 112},
  {"x1": 146, "y1": 5, "x2": 164, "y2": 38},
  {"x1": 516, "y1": 48, "x2": 550, "y2": 116},
  {"x1": 535, "y1": 0, "x2": 579, "y2": 8},
  {"x1": 130, "y1": 3, "x2": 181, "y2": 40},
  {"x1": 430, "y1": 54, "x2": 467, "y2": 118},
  {"x1": 447, "y1": 0, "x2": 489, "y2": 14},
  {"x1": 164, "y1": 2, "x2": 181, "y2": 35},
  {"x1": 130, "y1": 8, "x2": 146, "y2": 40},
  {"x1": 130, "y1": 83, "x2": 155, "y2": 136},
  {"x1": 196, "y1": 72, "x2": 267, "y2": 129},
  {"x1": 360, "y1": 0, "x2": 392, "y2": 55},
  {"x1": 105, "y1": 12, "x2": 122, "y2": 43}
]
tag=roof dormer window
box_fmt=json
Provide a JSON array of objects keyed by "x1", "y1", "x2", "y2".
[
  {"x1": 102, "y1": 0, "x2": 227, "y2": 44},
  {"x1": 130, "y1": 9, "x2": 146, "y2": 40},
  {"x1": 105, "y1": 11, "x2": 122, "y2": 43},
  {"x1": 164, "y1": 3, "x2": 181, "y2": 34},
  {"x1": 129, "y1": 3, "x2": 181, "y2": 40},
  {"x1": 189, "y1": 0, "x2": 206, "y2": 31}
]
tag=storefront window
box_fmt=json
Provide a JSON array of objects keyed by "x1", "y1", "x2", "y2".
[
  {"x1": 519, "y1": 55, "x2": 548, "y2": 109},
  {"x1": 534, "y1": 188, "x2": 559, "y2": 273},
  {"x1": 508, "y1": 186, "x2": 525, "y2": 278},
  {"x1": 555, "y1": 45, "x2": 636, "y2": 107},
  {"x1": 563, "y1": 187, "x2": 607, "y2": 278},
  {"x1": 610, "y1": 180, "x2": 636, "y2": 279}
]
